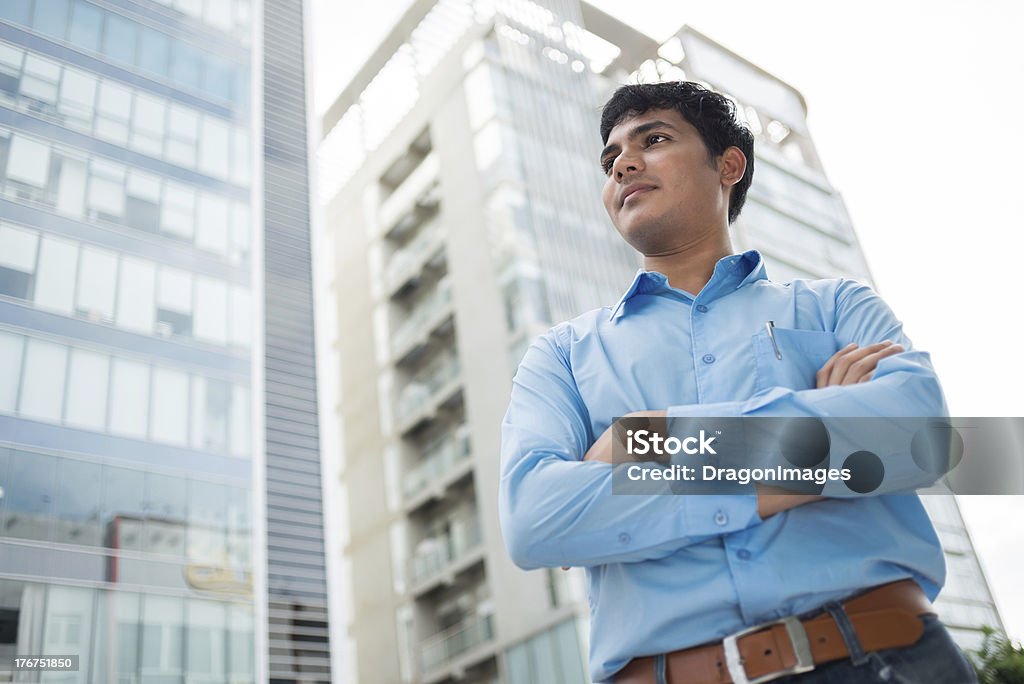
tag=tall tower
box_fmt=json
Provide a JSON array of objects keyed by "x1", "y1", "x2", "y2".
[
  {"x1": 0, "y1": 0, "x2": 331, "y2": 681},
  {"x1": 316, "y1": 1, "x2": 1003, "y2": 682}
]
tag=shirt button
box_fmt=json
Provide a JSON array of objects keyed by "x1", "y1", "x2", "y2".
[
  {"x1": 713, "y1": 511, "x2": 728, "y2": 526},
  {"x1": 737, "y1": 549, "x2": 751, "y2": 560},
  {"x1": 696, "y1": 304, "x2": 708, "y2": 313},
  {"x1": 702, "y1": 354, "x2": 715, "y2": 364},
  {"x1": 618, "y1": 532, "x2": 631, "y2": 544}
]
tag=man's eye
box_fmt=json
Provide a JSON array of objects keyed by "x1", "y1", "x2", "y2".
[
  {"x1": 647, "y1": 134, "x2": 668, "y2": 145},
  {"x1": 600, "y1": 158, "x2": 614, "y2": 174}
]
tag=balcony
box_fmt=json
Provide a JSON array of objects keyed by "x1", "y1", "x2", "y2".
[
  {"x1": 420, "y1": 613, "x2": 495, "y2": 677},
  {"x1": 396, "y1": 355, "x2": 462, "y2": 434},
  {"x1": 391, "y1": 279, "x2": 454, "y2": 365},
  {"x1": 380, "y1": 152, "x2": 440, "y2": 239},
  {"x1": 408, "y1": 514, "x2": 483, "y2": 593},
  {"x1": 386, "y1": 219, "x2": 445, "y2": 298},
  {"x1": 404, "y1": 426, "x2": 473, "y2": 509}
]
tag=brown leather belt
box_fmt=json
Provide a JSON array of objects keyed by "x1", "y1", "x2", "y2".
[{"x1": 616, "y1": 579, "x2": 935, "y2": 684}]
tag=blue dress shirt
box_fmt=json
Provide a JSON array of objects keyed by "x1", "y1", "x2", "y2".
[{"x1": 499, "y1": 250, "x2": 947, "y2": 682}]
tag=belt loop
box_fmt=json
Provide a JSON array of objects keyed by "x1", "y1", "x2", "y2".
[
  {"x1": 654, "y1": 653, "x2": 667, "y2": 684},
  {"x1": 824, "y1": 600, "x2": 870, "y2": 667}
]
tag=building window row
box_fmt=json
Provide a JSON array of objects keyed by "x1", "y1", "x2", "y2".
[
  {"x1": 0, "y1": 0, "x2": 249, "y2": 105},
  {"x1": 0, "y1": 128, "x2": 251, "y2": 264},
  {"x1": 0, "y1": 447, "x2": 249, "y2": 562},
  {"x1": 0, "y1": 222, "x2": 251, "y2": 348},
  {"x1": 0, "y1": 329, "x2": 251, "y2": 456},
  {"x1": 0, "y1": 41, "x2": 250, "y2": 186},
  {"x1": 0, "y1": 580, "x2": 254, "y2": 682}
]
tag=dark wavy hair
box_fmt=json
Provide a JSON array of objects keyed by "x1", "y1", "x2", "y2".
[{"x1": 600, "y1": 81, "x2": 755, "y2": 224}]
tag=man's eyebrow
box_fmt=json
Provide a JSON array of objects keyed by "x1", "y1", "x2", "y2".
[{"x1": 599, "y1": 120, "x2": 679, "y2": 161}]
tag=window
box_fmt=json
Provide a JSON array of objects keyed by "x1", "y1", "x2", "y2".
[
  {"x1": 230, "y1": 127, "x2": 250, "y2": 186},
  {"x1": 188, "y1": 480, "x2": 226, "y2": 563},
  {"x1": 34, "y1": 234, "x2": 78, "y2": 313},
  {"x1": 170, "y1": 42, "x2": 201, "y2": 90},
  {"x1": 202, "y1": 55, "x2": 234, "y2": 100},
  {"x1": 140, "y1": 595, "x2": 184, "y2": 680},
  {"x1": 87, "y1": 158, "x2": 126, "y2": 219},
  {"x1": 19, "y1": 338, "x2": 68, "y2": 423},
  {"x1": 116, "y1": 256, "x2": 155, "y2": 333},
  {"x1": 150, "y1": 367, "x2": 188, "y2": 445},
  {"x1": 197, "y1": 117, "x2": 229, "y2": 179},
  {"x1": 228, "y1": 286, "x2": 250, "y2": 347},
  {"x1": 0, "y1": 330, "x2": 24, "y2": 412},
  {"x1": 5, "y1": 134, "x2": 51, "y2": 187},
  {"x1": 53, "y1": 458, "x2": 102, "y2": 545},
  {"x1": 95, "y1": 80, "x2": 131, "y2": 144},
  {"x1": 130, "y1": 94, "x2": 166, "y2": 157},
  {"x1": 160, "y1": 182, "x2": 195, "y2": 239},
  {"x1": 229, "y1": 385, "x2": 249, "y2": 457},
  {"x1": 166, "y1": 104, "x2": 198, "y2": 168},
  {"x1": 0, "y1": 223, "x2": 38, "y2": 299},
  {"x1": 229, "y1": 201, "x2": 250, "y2": 262},
  {"x1": 76, "y1": 245, "x2": 117, "y2": 321},
  {"x1": 0, "y1": 44, "x2": 23, "y2": 98},
  {"x1": 144, "y1": 472, "x2": 186, "y2": 553},
  {"x1": 156, "y1": 266, "x2": 193, "y2": 336},
  {"x1": 125, "y1": 169, "x2": 161, "y2": 231},
  {"x1": 102, "y1": 13, "x2": 137, "y2": 65},
  {"x1": 109, "y1": 357, "x2": 149, "y2": 438},
  {"x1": 69, "y1": 0, "x2": 104, "y2": 53},
  {"x1": 58, "y1": 67, "x2": 97, "y2": 131},
  {"x1": 32, "y1": 0, "x2": 70, "y2": 40},
  {"x1": 4, "y1": 450, "x2": 56, "y2": 541},
  {"x1": 187, "y1": 600, "x2": 226, "y2": 678},
  {"x1": 55, "y1": 151, "x2": 87, "y2": 216},
  {"x1": 65, "y1": 347, "x2": 109, "y2": 431},
  {"x1": 195, "y1": 192, "x2": 228, "y2": 254},
  {"x1": 0, "y1": 1, "x2": 31, "y2": 27},
  {"x1": 193, "y1": 276, "x2": 227, "y2": 344},
  {"x1": 137, "y1": 26, "x2": 171, "y2": 78},
  {"x1": 190, "y1": 376, "x2": 228, "y2": 452},
  {"x1": 20, "y1": 55, "x2": 60, "y2": 107}
]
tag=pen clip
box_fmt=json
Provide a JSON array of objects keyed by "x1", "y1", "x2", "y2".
[{"x1": 766, "y1": 320, "x2": 782, "y2": 360}]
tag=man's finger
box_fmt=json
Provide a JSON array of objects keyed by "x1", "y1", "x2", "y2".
[
  {"x1": 828, "y1": 340, "x2": 895, "y2": 386},
  {"x1": 817, "y1": 343, "x2": 857, "y2": 388},
  {"x1": 840, "y1": 344, "x2": 903, "y2": 385}
]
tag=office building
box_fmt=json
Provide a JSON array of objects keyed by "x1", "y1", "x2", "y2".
[
  {"x1": 317, "y1": 0, "x2": 1003, "y2": 682},
  {"x1": 0, "y1": 0, "x2": 331, "y2": 681}
]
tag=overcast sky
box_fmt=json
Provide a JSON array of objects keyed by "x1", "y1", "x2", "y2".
[{"x1": 311, "y1": 0, "x2": 1024, "y2": 643}]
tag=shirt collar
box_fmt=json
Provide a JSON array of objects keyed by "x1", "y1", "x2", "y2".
[{"x1": 608, "y1": 249, "x2": 768, "y2": 321}]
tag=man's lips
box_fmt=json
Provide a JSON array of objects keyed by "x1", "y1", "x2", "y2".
[{"x1": 621, "y1": 185, "x2": 656, "y2": 207}]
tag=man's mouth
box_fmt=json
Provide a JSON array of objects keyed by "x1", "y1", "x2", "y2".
[{"x1": 621, "y1": 185, "x2": 656, "y2": 207}]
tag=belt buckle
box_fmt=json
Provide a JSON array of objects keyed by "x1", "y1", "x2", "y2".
[{"x1": 722, "y1": 616, "x2": 814, "y2": 684}]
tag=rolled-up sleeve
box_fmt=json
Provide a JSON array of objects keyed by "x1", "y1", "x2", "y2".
[{"x1": 499, "y1": 326, "x2": 761, "y2": 570}]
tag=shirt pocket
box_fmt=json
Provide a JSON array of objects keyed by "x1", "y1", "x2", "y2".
[{"x1": 752, "y1": 327, "x2": 839, "y2": 392}]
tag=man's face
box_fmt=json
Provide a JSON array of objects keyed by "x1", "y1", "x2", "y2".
[{"x1": 600, "y1": 108, "x2": 731, "y2": 255}]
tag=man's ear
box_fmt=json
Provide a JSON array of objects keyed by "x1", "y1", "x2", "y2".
[{"x1": 719, "y1": 147, "x2": 747, "y2": 188}]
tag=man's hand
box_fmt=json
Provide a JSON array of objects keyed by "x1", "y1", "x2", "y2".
[{"x1": 816, "y1": 340, "x2": 903, "y2": 388}]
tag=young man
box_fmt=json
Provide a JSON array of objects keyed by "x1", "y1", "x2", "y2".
[{"x1": 499, "y1": 82, "x2": 978, "y2": 683}]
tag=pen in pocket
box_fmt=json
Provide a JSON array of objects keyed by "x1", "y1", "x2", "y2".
[{"x1": 766, "y1": 320, "x2": 782, "y2": 360}]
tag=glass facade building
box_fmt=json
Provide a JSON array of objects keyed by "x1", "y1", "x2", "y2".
[
  {"x1": 0, "y1": 0, "x2": 331, "y2": 682},
  {"x1": 318, "y1": 1, "x2": 1004, "y2": 682}
]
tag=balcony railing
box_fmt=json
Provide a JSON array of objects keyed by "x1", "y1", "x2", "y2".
[
  {"x1": 404, "y1": 427, "x2": 472, "y2": 496},
  {"x1": 379, "y1": 152, "x2": 440, "y2": 235},
  {"x1": 420, "y1": 613, "x2": 494, "y2": 673},
  {"x1": 409, "y1": 514, "x2": 483, "y2": 587},
  {"x1": 386, "y1": 219, "x2": 444, "y2": 293},
  {"x1": 391, "y1": 279, "x2": 453, "y2": 359},
  {"x1": 396, "y1": 355, "x2": 460, "y2": 427}
]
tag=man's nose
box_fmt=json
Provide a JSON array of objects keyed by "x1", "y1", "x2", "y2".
[{"x1": 613, "y1": 152, "x2": 643, "y2": 180}]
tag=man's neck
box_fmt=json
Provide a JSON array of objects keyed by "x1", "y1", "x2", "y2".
[{"x1": 642, "y1": 233, "x2": 734, "y2": 296}]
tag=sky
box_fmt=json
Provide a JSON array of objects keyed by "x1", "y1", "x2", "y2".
[{"x1": 311, "y1": 0, "x2": 1024, "y2": 643}]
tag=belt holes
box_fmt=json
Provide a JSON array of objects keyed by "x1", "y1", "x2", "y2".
[
  {"x1": 818, "y1": 637, "x2": 827, "y2": 644},
  {"x1": 764, "y1": 649, "x2": 772, "y2": 656}
]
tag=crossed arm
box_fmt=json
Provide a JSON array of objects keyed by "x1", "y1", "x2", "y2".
[{"x1": 499, "y1": 281, "x2": 949, "y2": 570}]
